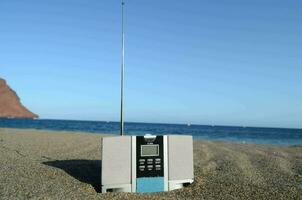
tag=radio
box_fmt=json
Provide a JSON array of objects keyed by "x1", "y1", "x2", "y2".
[{"x1": 101, "y1": 135, "x2": 194, "y2": 193}]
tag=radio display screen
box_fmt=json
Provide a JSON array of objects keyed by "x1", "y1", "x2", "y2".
[{"x1": 141, "y1": 145, "x2": 159, "y2": 157}]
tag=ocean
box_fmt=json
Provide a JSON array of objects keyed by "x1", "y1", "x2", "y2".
[{"x1": 0, "y1": 118, "x2": 301, "y2": 146}]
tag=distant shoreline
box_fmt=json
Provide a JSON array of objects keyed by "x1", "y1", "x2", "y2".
[
  {"x1": 7, "y1": 118, "x2": 302, "y2": 130},
  {"x1": 0, "y1": 127, "x2": 301, "y2": 147},
  {"x1": 0, "y1": 127, "x2": 113, "y2": 137}
]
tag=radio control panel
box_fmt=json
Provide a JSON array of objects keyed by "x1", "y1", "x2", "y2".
[{"x1": 136, "y1": 136, "x2": 164, "y2": 177}]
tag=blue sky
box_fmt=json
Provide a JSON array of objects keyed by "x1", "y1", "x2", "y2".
[{"x1": 0, "y1": 0, "x2": 301, "y2": 128}]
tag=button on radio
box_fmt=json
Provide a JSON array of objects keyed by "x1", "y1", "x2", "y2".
[
  {"x1": 139, "y1": 159, "x2": 145, "y2": 165},
  {"x1": 139, "y1": 165, "x2": 145, "y2": 171},
  {"x1": 147, "y1": 165, "x2": 153, "y2": 170}
]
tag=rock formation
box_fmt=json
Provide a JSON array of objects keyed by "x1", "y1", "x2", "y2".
[{"x1": 0, "y1": 78, "x2": 38, "y2": 119}]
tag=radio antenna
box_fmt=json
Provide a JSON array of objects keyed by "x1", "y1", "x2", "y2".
[{"x1": 120, "y1": 0, "x2": 125, "y2": 136}]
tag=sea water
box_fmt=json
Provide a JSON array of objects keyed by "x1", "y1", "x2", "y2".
[{"x1": 0, "y1": 119, "x2": 301, "y2": 146}]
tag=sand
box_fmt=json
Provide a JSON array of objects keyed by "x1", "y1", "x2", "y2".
[{"x1": 0, "y1": 128, "x2": 301, "y2": 199}]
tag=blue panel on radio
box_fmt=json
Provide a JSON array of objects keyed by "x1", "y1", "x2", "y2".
[{"x1": 136, "y1": 177, "x2": 164, "y2": 193}]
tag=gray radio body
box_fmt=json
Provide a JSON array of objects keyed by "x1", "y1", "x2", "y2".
[{"x1": 101, "y1": 135, "x2": 194, "y2": 193}]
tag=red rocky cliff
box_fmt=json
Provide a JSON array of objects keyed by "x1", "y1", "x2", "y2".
[{"x1": 0, "y1": 78, "x2": 38, "y2": 119}]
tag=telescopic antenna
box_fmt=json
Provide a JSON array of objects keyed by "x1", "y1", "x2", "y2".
[{"x1": 120, "y1": 0, "x2": 125, "y2": 136}]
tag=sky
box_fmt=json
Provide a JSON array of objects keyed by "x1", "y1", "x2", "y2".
[{"x1": 0, "y1": 0, "x2": 302, "y2": 128}]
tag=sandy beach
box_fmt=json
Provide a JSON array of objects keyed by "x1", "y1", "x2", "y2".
[{"x1": 0, "y1": 128, "x2": 301, "y2": 199}]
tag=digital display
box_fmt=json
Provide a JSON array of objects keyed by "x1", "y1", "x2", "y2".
[{"x1": 141, "y1": 145, "x2": 159, "y2": 157}]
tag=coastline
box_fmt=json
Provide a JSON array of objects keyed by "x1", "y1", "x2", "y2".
[
  {"x1": 0, "y1": 128, "x2": 301, "y2": 199},
  {"x1": 1, "y1": 119, "x2": 301, "y2": 146}
]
